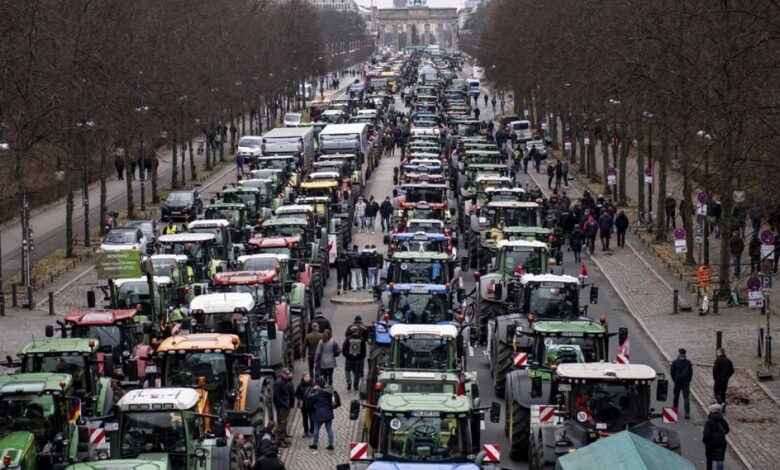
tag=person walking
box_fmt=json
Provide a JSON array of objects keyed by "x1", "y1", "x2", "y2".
[
  {"x1": 665, "y1": 194, "x2": 677, "y2": 229},
  {"x1": 359, "y1": 245, "x2": 371, "y2": 289},
  {"x1": 295, "y1": 372, "x2": 315, "y2": 438},
  {"x1": 114, "y1": 154, "x2": 125, "y2": 180},
  {"x1": 531, "y1": 146, "x2": 542, "y2": 173},
  {"x1": 367, "y1": 246, "x2": 380, "y2": 289},
  {"x1": 343, "y1": 326, "x2": 367, "y2": 392},
  {"x1": 344, "y1": 315, "x2": 369, "y2": 342},
  {"x1": 128, "y1": 155, "x2": 137, "y2": 181},
  {"x1": 304, "y1": 323, "x2": 323, "y2": 379},
  {"x1": 671, "y1": 348, "x2": 693, "y2": 419},
  {"x1": 570, "y1": 224, "x2": 584, "y2": 263},
  {"x1": 473, "y1": 107, "x2": 480, "y2": 120},
  {"x1": 712, "y1": 348, "x2": 735, "y2": 412},
  {"x1": 336, "y1": 252, "x2": 350, "y2": 295},
  {"x1": 561, "y1": 161, "x2": 569, "y2": 186},
  {"x1": 546, "y1": 162, "x2": 555, "y2": 190},
  {"x1": 314, "y1": 329, "x2": 340, "y2": 386},
  {"x1": 729, "y1": 232, "x2": 745, "y2": 275},
  {"x1": 585, "y1": 215, "x2": 599, "y2": 255},
  {"x1": 272, "y1": 368, "x2": 293, "y2": 448},
  {"x1": 615, "y1": 211, "x2": 629, "y2": 247},
  {"x1": 703, "y1": 403, "x2": 729, "y2": 470},
  {"x1": 311, "y1": 311, "x2": 332, "y2": 335},
  {"x1": 365, "y1": 196, "x2": 379, "y2": 233},
  {"x1": 522, "y1": 150, "x2": 530, "y2": 174},
  {"x1": 348, "y1": 245, "x2": 361, "y2": 291},
  {"x1": 234, "y1": 433, "x2": 252, "y2": 469},
  {"x1": 355, "y1": 197, "x2": 367, "y2": 233},
  {"x1": 309, "y1": 377, "x2": 336, "y2": 451},
  {"x1": 483, "y1": 94, "x2": 488, "y2": 108},
  {"x1": 554, "y1": 160, "x2": 563, "y2": 190},
  {"x1": 598, "y1": 210, "x2": 614, "y2": 251},
  {"x1": 749, "y1": 204, "x2": 762, "y2": 235},
  {"x1": 236, "y1": 153, "x2": 245, "y2": 178},
  {"x1": 749, "y1": 234, "x2": 761, "y2": 273}
]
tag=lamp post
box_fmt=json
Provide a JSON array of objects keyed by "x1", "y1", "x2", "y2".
[
  {"x1": 77, "y1": 111, "x2": 94, "y2": 247},
  {"x1": 643, "y1": 111, "x2": 656, "y2": 232},
  {"x1": 135, "y1": 96, "x2": 149, "y2": 211},
  {"x1": 0, "y1": 121, "x2": 8, "y2": 314},
  {"x1": 697, "y1": 130, "x2": 713, "y2": 265}
]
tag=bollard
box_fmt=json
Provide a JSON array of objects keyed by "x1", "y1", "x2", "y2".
[
  {"x1": 762, "y1": 300, "x2": 767, "y2": 315},
  {"x1": 48, "y1": 292, "x2": 54, "y2": 316},
  {"x1": 27, "y1": 288, "x2": 33, "y2": 311},
  {"x1": 716, "y1": 330, "x2": 723, "y2": 351},
  {"x1": 87, "y1": 290, "x2": 96, "y2": 308},
  {"x1": 0, "y1": 293, "x2": 4, "y2": 316},
  {"x1": 11, "y1": 284, "x2": 17, "y2": 307},
  {"x1": 768, "y1": 336, "x2": 773, "y2": 367},
  {"x1": 759, "y1": 328, "x2": 765, "y2": 358},
  {"x1": 673, "y1": 289, "x2": 679, "y2": 314},
  {"x1": 713, "y1": 289, "x2": 719, "y2": 315}
]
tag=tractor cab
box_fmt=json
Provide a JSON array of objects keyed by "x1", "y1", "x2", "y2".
[
  {"x1": 158, "y1": 232, "x2": 224, "y2": 282},
  {"x1": 187, "y1": 219, "x2": 240, "y2": 264},
  {"x1": 202, "y1": 203, "x2": 251, "y2": 243},
  {"x1": 385, "y1": 232, "x2": 453, "y2": 259},
  {"x1": 219, "y1": 186, "x2": 265, "y2": 225},
  {"x1": 388, "y1": 324, "x2": 460, "y2": 372},
  {"x1": 108, "y1": 276, "x2": 182, "y2": 336},
  {"x1": 385, "y1": 251, "x2": 454, "y2": 286},
  {"x1": 520, "y1": 274, "x2": 595, "y2": 319},
  {"x1": 393, "y1": 183, "x2": 448, "y2": 210}
]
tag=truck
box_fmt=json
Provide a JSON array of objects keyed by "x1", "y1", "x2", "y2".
[
  {"x1": 318, "y1": 123, "x2": 373, "y2": 181},
  {"x1": 527, "y1": 363, "x2": 678, "y2": 467},
  {"x1": 343, "y1": 393, "x2": 502, "y2": 470},
  {"x1": 261, "y1": 126, "x2": 314, "y2": 175},
  {"x1": 0, "y1": 373, "x2": 82, "y2": 469}
]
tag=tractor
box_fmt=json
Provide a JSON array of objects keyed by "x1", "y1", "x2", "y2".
[{"x1": 157, "y1": 233, "x2": 227, "y2": 283}]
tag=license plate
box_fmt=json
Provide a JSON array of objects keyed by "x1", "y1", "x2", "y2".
[
  {"x1": 104, "y1": 422, "x2": 119, "y2": 431},
  {"x1": 3, "y1": 368, "x2": 16, "y2": 375},
  {"x1": 410, "y1": 285, "x2": 428, "y2": 294},
  {"x1": 144, "y1": 365, "x2": 158, "y2": 374},
  {"x1": 170, "y1": 211, "x2": 180, "y2": 215}
]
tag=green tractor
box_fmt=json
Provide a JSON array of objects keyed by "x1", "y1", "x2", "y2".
[
  {"x1": 186, "y1": 219, "x2": 243, "y2": 267},
  {"x1": 202, "y1": 203, "x2": 252, "y2": 244},
  {"x1": 344, "y1": 393, "x2": 502, "y2": 470},
  {"x1": 467, "y1": 200, "x2": 542, "y2": 271},
  {"x1": 503, "y1": 320, "x2": 628, "y2": 461},
  {"x1": 0, "y1": 373, "x2": 82, "y2": 469},
  {"x1": 157, "y1": 233, "x2": 227, "y2": 283},
  {"x1": 105, "y1": 276, "x2": 186, "y2": 337},
  {"x1": 218, "y1": 186, "x2": 277, "y2": 225}
]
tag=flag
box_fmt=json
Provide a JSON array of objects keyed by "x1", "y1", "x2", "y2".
[
  {"x1": 68, "y1": 401, "x2": 81, "y2": 425},
  {"x1": 617, "y1": 336, "x2": 631, "y2": 359}
]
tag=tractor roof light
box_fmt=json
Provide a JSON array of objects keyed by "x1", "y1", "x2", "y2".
[
  {"x1": 527, "y1": 314, "x2": 535, "y2": 323},
  {"x1": 374, "y1": 382, "x2": 383, "y2": 391},
  {"x1": 88, "y1": 339, "x2": 96, "y2": 349},
  {"x1": 599, "y1": 315, "x2": 607, "y2": 324},
  {"x1": 59, "y1": 380, "x2": 67, "y2": 390},
  {"x1": 382, "y1": 313, "x2": 390, "y2": 322},
  {"x1": 3, "y1": 455, "x2": 11, "y2": 466},
  {"x1": 231, "y1": 337, "x2": 240, "y2": 346}
]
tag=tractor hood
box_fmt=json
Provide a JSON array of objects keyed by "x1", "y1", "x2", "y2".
[
  {"x1": 365, "y1": 463, "x2": 480, "y2": 470},
  {"x1": 70, "y1": 453, "x2": 170, "y2": 469},
  {"x1": 0, "y1": 431, "x2": 36, "y2": 468}
]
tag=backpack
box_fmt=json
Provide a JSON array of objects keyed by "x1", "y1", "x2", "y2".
[
  {"x1": 587, "y1": 220, "x2": 599, "y2": 236},
  {"x1": 332, "y1": 390, "x2": 342, "y2": 409}
]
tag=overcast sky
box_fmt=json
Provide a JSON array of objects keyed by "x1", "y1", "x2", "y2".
[{"x1": 353, "y1": 0, "x2": 466, "y2": 8}]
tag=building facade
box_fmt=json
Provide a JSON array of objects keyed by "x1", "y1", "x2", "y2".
[{"x1": 307, "y1": 0, "x2": 359, "y2": 12}]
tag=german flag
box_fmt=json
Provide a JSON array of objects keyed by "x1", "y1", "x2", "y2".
[{"x1": 68, "y1": 402, "x2": 81, "y2": 425}]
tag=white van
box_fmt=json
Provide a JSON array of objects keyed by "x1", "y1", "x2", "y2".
[
  {"x1": 468, "y1": 79, "x2": 480, "y2": 96},
  {"x1": 510, "y1": 120, "x2": 533, "y2": 143},
  {"x1": 472, "y1": 66, "x2": 485, "y2": 80}
]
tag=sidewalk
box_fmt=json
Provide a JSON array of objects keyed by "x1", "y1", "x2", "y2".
[{"x1": 524, "y1": 157, "x2": 780, "y2": 470}]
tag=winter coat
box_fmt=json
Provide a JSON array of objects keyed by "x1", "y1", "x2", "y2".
[
  {"x1": 749, "y1": 237, "x2": 761, "y2": 258},
  {"x1": 665, "y1": 197, "x2": 677, "y2": 215},
  {"x1": 342, "y1": 335, "x2": 367, "y2": 361},
  {"x1": 380, "y1": 200, "x2": 393, "y2": 218},
  {"x1": 547, "y1": 164, "x2": 555, "y2": 176},
  {"x1": 310, "y1": 387, "x2": 335, "y2": 423},
  {"x1": 554, "y1": 162, "x2": 563, "y2": 177},
  {"x1": 272, "y1": 376, "x2": 292, "y2": 409},
  {"x1": 569, "y1": 228, "x2": 584, "y2": 251},
  {"x1": 311, "y1": 314, "x2": 332, "y2": 335},
  {"x1": 729, "y1": 236, "x2": 745, "y2": 255},
  {"x1": 670, "y1": 354, "x2": 693, "y2": 385},
  {"x1": 703, "y1": 411, "x2": 729, "y2": 461},
  {"x1": 295, "y1": 378, "x2": 314, "y2": 408},
  {"x1": 253, "y1": 456, "x2": 286, "y2": 470},
  {"x1": 315, "y1": 338, "x2": 340, "y2": 370},
  {"x1": 585, "y1": 217, "x2": 599, "y2": 237},
  {"x1": 348, "y1": 249, "x2": 361, "y2": 269},
  {"x1": 598, "y1": 213, "x2": 614, "y2": 235},
  {"x1": 615, "y1": 213, "x2": 629, "y2": 232},
  {"x1": 336, "y1": 254, "x2": 351, "y2": 276},
  {"x1": 359, "y1": 250, "x2": 371, "y2": 270},
  {"x1": 713, "y1": 355, "x2": 735, "y2": 386},
  {"x1": 355, "y1": 201, "x2": 367, "y2": 217},
  {"x1": 304, "y1": 331, "x2": 323, "y2": 359}
]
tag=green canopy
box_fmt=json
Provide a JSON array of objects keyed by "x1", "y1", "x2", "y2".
[{"x1": 555, "y1": 431, "x2": 694, "y2": 470}]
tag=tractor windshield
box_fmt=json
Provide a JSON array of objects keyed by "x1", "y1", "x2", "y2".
[
  {"x1": 390, "y1": 293, "x2": 448, "y2": 324},
  {"x1": 526, "y1": 283, "x2": 578, "y2": 318},
  {"x1": 395, "y1": 260, "x2": 448, "y2": 284},
  {"x1": 404, "y1": 189, "x2": 445, "y2": 204},
  {"x1": 223, "y1": 193, "x2": 257, "y2": 211},
  {"x1": 538, "y1": 335, "x2": 603, "y2": 367},
  {"x1": 120, "y1": 411, "x2": 187, "y2": 456},
  {"x1": 23, "y1": 356, "x2": 89, "y2": 394},
  {"x1": 502, "y1": 249, "x2": 545, "y2": 276},
  {"x1": 395, "y1": 337, "x2": 451, "y2": 370},
  {"x1": 71, "y1": 325, "x2": 125, "y2": 352},
  {"x1": 570, "y1": 381, "x2": 649, "y2": 430},
  {"x1": 240, "y1": 257, "x2": 280, "y2": 271},
  {"x1": 263, "y1": 225, "x2": 305, "y2": 237},
  {"x1": 383, "y1": 414, "x2": 467, "y2": 462},
  {"x1": 490, "y1": 207, "x2": 536, "y2": 227},
  {"x1": 160, "y1": 242, "x2": 208, "y2": 264},
  {"x1": 0, "y1": 393, "x2": 56, "y2": 441},
  {"x1": 165, "y1": 352, "x2": 229, "y2": 392},
  {"x1": 116, "y1": 281, "x2": 152, "y2": 311}
]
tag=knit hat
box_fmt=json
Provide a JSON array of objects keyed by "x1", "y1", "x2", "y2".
[{"x1": 709, "y1": 403, "x2": 722, "y2": 413}]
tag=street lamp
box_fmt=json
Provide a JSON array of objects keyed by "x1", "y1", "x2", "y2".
[
  {"x1": 697, "y1": 130, "x2": 714, "y2": 265},
  {"x1": 76, "y1": 112, "x2": 95, "y2": 247},
  {"x1": 135, "y1": 94, "x2": 149, "y2": 211},
  {"x1": 0, "y1": 120, "x2": 8, "y2": 315},
  {"x1": 643, "y1": 111, "x2": 656, "y2": 232}
]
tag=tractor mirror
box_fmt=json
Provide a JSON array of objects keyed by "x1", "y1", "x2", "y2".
[
  {"x1": 450, "y1": 207, "x2": 456, "y2": 216},
  {"x1": 349, "y1": 399, "x2": 361, "y2": 421},
  {"x1": 618, "y1": 327, "x2": 629, "y2": 347},
  {"x1": 489, "y1": 401, "x2": 501, "y2": 423},
  {"x1": 589, "y1": 286, "x2": 599, "y2": 304},
  {"x1": 250, "y1": 358, "x2": 262, "y2": 380},
  {"x1": 142, "y1": 322, "x2": 153, "y2": 335},
  {"x1": 383, "y1": 235, "x2": 390, "y2": 245},
  {"x1": 266, "y1": 322, "x2": 277, "y2": 340},
  {"x1": 506, "y1": 324, "x2": 516, "y2": 343},
  {"x1": 656, "y1": 378, "x2": 669, "y2": 402},
  {"x1": 359, "y1": 382, "x2": 367, "y2": 400},
  {"x1": 78, "y1": 425, "x2": 90, "y2": 443},
  {"x1": 194, "y1": 263, "x2": 205, "y2": 281},
  {"x1": 45, "y1": 325, "x2": 54, "y2": 338}
]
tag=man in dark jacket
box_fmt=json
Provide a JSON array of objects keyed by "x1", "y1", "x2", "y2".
[
  {"x1": 336, "y1": 252, "x2": 350, "y2": 295},
  {"x1": 749, "y1": 234, "x2": 761, "y2": 273},
  {"x1": 343, "y1": 326, "x2": 367, "y2": 391},
  {"x1": 359, "y1": 245, "x2": 371, "y2": 289},
  {"x1": 554, "y1": 160, "x2": 563, "y2": 189},
  {"x1": 256, "y1": 422, "x2": 278, "y2": 462},
  {"x1": 615, "y1": 211, "x2": 629, "y2": 247},
  {"x1": 598, "y1": 210, "x2": 614, "y2": 251},
  {"x1": 272, "y1": 369, "x2": 293, "y2": 447},
  {"x1": 344, "y1": 315, "x2": 369, "y2": 342},
  {"x1": 665, "y1": 193, "x2": 677, "y2": 229},
  {"x1": 380, "y1": 197, "x2": 393, "y2": 232},
  {"x1": 348, "y1": 245, "x2": 361, "y2": 291},
  {"x1": 670, "y1": 348, "x2": 693, "y2": 419},
  {"x1": 546, "y1": 163, "x2": 555, "y2": 190},
  {"x1": 310, "y1": 311, "x2": 332, "y2": 335},
  {"x1": 702, "y1": 403, "x2": 729, "y2": 470},
  {"x1": 729, "y1": 232, "x2": 745, "y2": 275},
  {"x1": 114, "y1": 154, "x2": 125, "y2": 180},
  {"x1": 569, "y1": 225, "x2": 584, "y2": 263},
  {"x1": 310, "y1": 377, "x2": 335, "y2": 450},
  {"x1": 712, "y1": 348, "x2": 735, "y2": 411}
]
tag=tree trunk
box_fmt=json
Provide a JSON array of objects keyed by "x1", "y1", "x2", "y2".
[
  {"x1": 635, "y1": 111, "x2": 645, "y2": 216},
  {"x1": 124, "y1": 147, "x2": 134, "y2": 218},
  {"x1": 151, "y1": 150, "x2": 159, "y2": 204},
  {"x1": 551, "y1": 109, "x2": 559, "y2": 151},
  {"x1": 718, "y1": 133, "x2": 736, "y2": 296},
  {"x1": 655, "y1": 131, "x2": 669, "y2": 239},
  {"x1": 205, "y1": 131, "x2": 212, "y2": 171},
  {"x1": 681, "y1": 143, "x2": 695, "y2": 265},
  {"x1": 181, "y1": 136, "x2": 186, "y2": 187},
  {"x1": 99, "y1": 141, "x2": 107, "y2": 236},
  {"x1": 65, "y1": 152, "x2": 74, "y2": 258},
  {"x1": 171, "y1": 131, "x2": 179, "y2": 190},
  {"x1": 189, "y1": 138, "x2": 196, "y2": 181},
  {"x1": 618, "y1": 126, "x2": 628, "y2": 206}
]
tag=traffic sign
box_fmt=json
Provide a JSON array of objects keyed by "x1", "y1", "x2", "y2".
[
  {"x1": 733, "y1": 190, "x2": 745, "y2": 203},
  {"x1": 644, "y1": 167, "x2": 653, "y2": 177},
  {"x1": 747, "y1": 277, "x2": 762, "y2": 291},
  {"x1": 350, "y1": 442, "x2": 369, "y2": 460},
  {"x1": 523, "y1": 109, "x2": 530, "y2": 117},
  {"x1": 697, "y1": 192, "x2": 708, "y2": 204},
  {"x1": 538, "y1": 406, "x2": 556, "y2": 423},
  {"x1": 761, "y1": 229, "x2": 775, "y2": 245},
  {"x1": 761, "y1": 244, "x2": 775, "y2": 260},
  {"x1": 513, "y1": 352, "x2": 528, "y2": 367},
  {"x1": 482, "y1": 444, "x2": 500, "y2": 463},
  {"x1": 763, "y1": 275, "x2": 772, "y2": 291},
  {"x1": 607, "y1": 167, "x2": 617, "y2": 176},
  {"x1": 662, "y1": 407, "x2": 678, "y2": 424},
  {"x1": 674, "y1": 228, "x2": 686, "y2": 240}
]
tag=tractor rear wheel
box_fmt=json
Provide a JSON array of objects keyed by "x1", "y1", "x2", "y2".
[
  {"x1": 291, "y1": 314, "x2": 303, "y2": 359},
  {"x1": 492, "y1": 341, "x2": 513, "y2": 398},
  {"x1": 284, "y1": 329, "x2": 294, "y2": 371},
  {"x1": 508, "y1": 393, "x2": 530, "y2": 461}
]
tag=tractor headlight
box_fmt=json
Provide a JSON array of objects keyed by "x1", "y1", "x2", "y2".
[{"x1": 195, "y1": 447, "x2": 208, "y2": 459}]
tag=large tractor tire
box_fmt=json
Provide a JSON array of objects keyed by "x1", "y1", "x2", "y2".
[
  {"x1": 284, "y1": 329, "x2": 295, "y2": 371},
  {"x1": 492, "y1": 339, "x2": 513, "y2": 398},
  {"x1": 468, "y1": 232, "x2": 479, "y2": 269},
  {"x1": 312, "y1": 270, "x2": 323, "y2": 308},
  {"x1": 479, "y1": 303, "x2": 503, "y2": 347},
  {"x1": 251, "y1": 381, "x2": 274, "y2": 437},
  {"x1": 291, "y1": 314, "x2": 304, "y2": 359},
  {"x1": 528, "y1": 437, "x2": 544, "y2": 470},
  {"x1": 506, "y1": 379, "x2": 530, "y2": 461}
]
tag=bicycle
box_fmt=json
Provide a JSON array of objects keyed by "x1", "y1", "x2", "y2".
[{"x1": 631, "y1": 210, "x2": 654, "y2": 233}]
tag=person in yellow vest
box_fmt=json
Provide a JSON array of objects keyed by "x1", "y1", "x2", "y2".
[{"x1": 165, "y1": 221, "x2": 178, "y2": 234}]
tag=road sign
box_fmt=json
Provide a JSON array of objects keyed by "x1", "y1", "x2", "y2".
[
  {"x1": 674, "y1": 228, "x2": 686, "y2": 240},
  {"x1": 538, "y1": 406, "x2": 556, "y2": 423},
  {"x1": 564, "y1": 142, "x2": 572, "y2": 151},
  {"x1": 748, "y1": 290, "x2": 764, "y2": 308},
  {"x1": 607, "y1": 168, "x2": 617, "y2": 185},
  {"x1": 761, "y1": 229, "x2": 775, "y2": 245},
  {"x1": 696, "y1": 204, "x2": 707, "y2": 216},
  {"x1": 96, "y1": 251, "x2": 142, "y2": 281},
  {"x1": 697, "y1": 192, "x2": 708, "y2": 204},
  {"x1": 662, "y1": 407, "x2": 678, "y2": 424},
  {"x1": 523, "y1": 109, "x2": 529, "y2": 117},
  {"x1": 607, "y1": 167, "x2": 617, "y2": 176},
  {"x1": 747, "y1": 277, "x2": 762, "y2": 291},
  {"x1": 733, "y1": 190, "x2": 745, "y2": 203},
  {"x1": 761, "y1": 244, "x2": 775, "y2": 260},
  {"x1": 584, "y1": 131, "x2": 591, "y2": 145},
  {"x1": 763, "y1": 275, "x2": 772, "y2": 291},
  {"x1": 675, "y1": 244, "x2": 687, "y2": 255},
  {"x1": 513, "y1": 352, "x2": 528, "y2": 367}
]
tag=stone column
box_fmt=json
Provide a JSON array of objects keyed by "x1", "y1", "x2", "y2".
[
  {"x1": 406, "y1": 24, "x2": 413, "y2": 46},
  {"x1": 437, "y1": 23, "x2": 444, "y2": 46},
  {"x1": 424, "y1": 23, "x2": 431, "y2": 45},
  {"x1": 392, "y1": 23, "x2": 399, "y2": 50},
  {"x1": 379, "y1": 24, "x2": 386, "y2": 49},
  {"x1": 451, "y1": 22, "x2": 459, "y2": 50}
]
